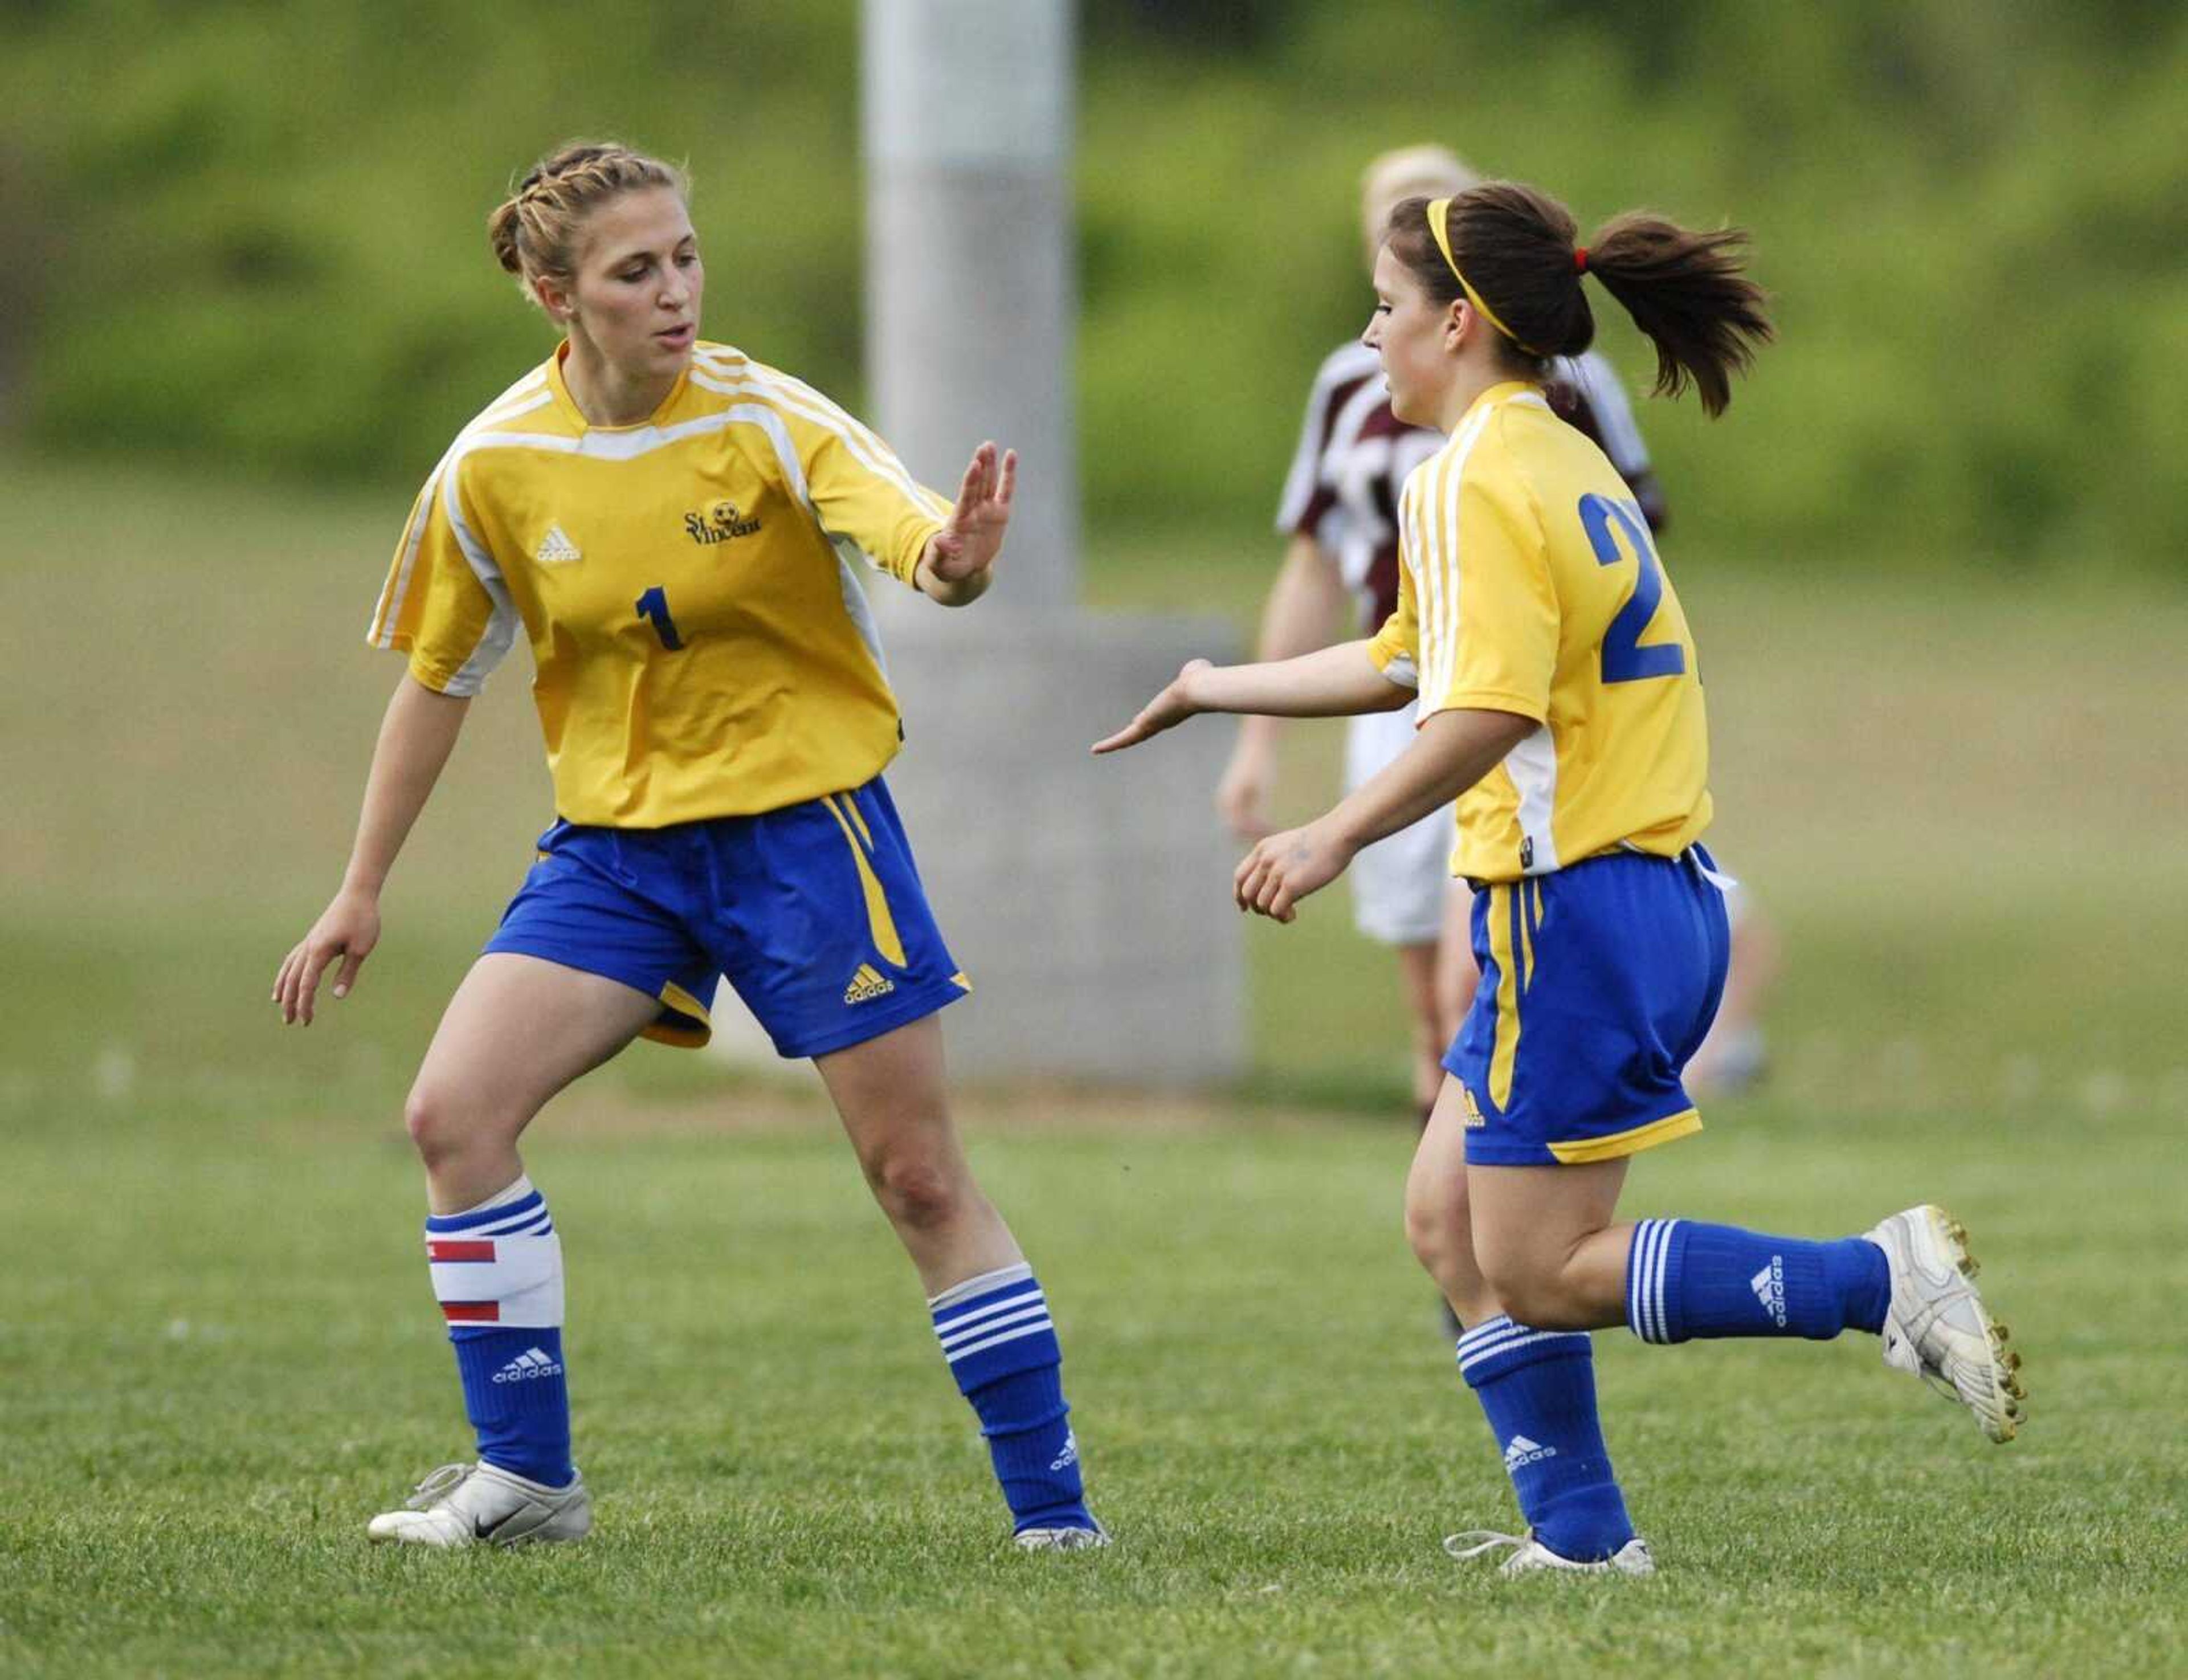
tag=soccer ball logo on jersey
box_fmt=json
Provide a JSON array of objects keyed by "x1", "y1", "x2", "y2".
[{"x1": 684, "y1": 499, "x2": 762, "y2": 545}]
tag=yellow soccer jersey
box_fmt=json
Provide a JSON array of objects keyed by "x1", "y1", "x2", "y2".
[
  {"x1": 366, "y1": 341, "x2": 950, "y2": 826},
  {"x1": 1366, "y1": 381, "x2": 1711, "y2": 882}
]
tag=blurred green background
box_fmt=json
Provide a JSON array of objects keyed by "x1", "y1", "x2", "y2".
[{"x1": 6, "y1": 0, "x2": 2187, "y2": 565}]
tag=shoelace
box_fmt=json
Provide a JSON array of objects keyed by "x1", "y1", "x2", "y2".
[
  {"x1": 1443, "y1": 1528, "x2": 1527, "y2": 1561},
  {"x1": 403, "y1": 1462, "x2": 476, "y2": 1511}
]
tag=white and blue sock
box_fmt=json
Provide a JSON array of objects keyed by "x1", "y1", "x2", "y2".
[
  {"x1": 929, "y1": 1263, "x2": 1092, "y2": 1534},
  {"x1": 424, "y1": 1175, "x2": 573, "y2": 1488},
  {"x1": 1456, "y1": 1316, "x2": 1635, "y2": 1563},
  {"x1": 1627, "y1": 1218, "x2": 1891, "y2": 1345}
]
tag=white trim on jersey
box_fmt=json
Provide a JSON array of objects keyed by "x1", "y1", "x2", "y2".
[
  {"x1": 435, "y1": 450, "x2": 522, "y2": 698},
  {"x1": 696, "y1": 355, "x2": 953, "y2": 525},
  {"x1": 832, "y1": 542, "x2": 892, "y2": 682},
  {"x1": 1403, "y1": 448, "x2": 1435, "y2": 698},
  {"x1": 689, "y1": 370, "x2": 948, "y2": 541},
  {"x1": 368, "y1": 486, "x2": 434, "y2": 651},
  {"x1": 754, "y1": 367, "x2": 955, "y2": 525},
  {"x1": 368, "y1": 387, "x2": 556, "y2": 651},
  {"x1": 474, "y1": 371, "x2": 553, "y2": 430},
  {"x1": 1504, "y1": 725, "x2": 1561, "y2": 875},
  {"x1": 1410, "y1": 398, "x2": 1498, "y2": 713}
]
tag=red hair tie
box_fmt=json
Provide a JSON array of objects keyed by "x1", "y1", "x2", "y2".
[{"x1": 1574, "y1": 246, "x2": 1590, "y2": 275}]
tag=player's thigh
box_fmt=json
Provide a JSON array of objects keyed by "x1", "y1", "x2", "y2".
[
  {"x1": 815, "y1": 1014, "x2": 968, "y2": 1173},
  {"x1": 1466, "y1": 1157, "x2": 1628, "y2": 1284},
  {"x1": 413, "y1": 952, "x2": 660, "y2": 1127},
  {"x1": 1434, "y1": 883, "x2": 1481, "y2": 1034},
  {"x1": 1404, "y1": 1075, "x2": 1479, "y2": 1249}
]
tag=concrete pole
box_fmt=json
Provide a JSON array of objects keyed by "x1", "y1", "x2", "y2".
[
  {"x1": 862, "y1": 0, "x2": 1078, "y2": 608},
  {"x1": 695, "y1": 0, "x2": 1243, "y2": 1082}
]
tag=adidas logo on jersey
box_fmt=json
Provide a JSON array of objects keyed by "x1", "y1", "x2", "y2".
[
  {"x1": 1503, "y1": 1434, "x2": 1557, "y2": 1470},
  {"x1": 1751, "y1": 1257, "x2": 1790, "y2": 1328},
  {"x1": 1459, "y1": 1087, "x2": 1488, "y2": 1129},
  {"x1": 536, "y1": 524, "x2": 582, "y2": 565},
  {"x1": 491, "y1": 1347, "x2": 565, "y2": 1384},
  {"x1": 844, "y1": 963, "x2": 896, "y2": 1005}
]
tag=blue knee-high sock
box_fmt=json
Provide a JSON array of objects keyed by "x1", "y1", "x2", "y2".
[
  {"x1": 1627, "y1": 1218, "x2": 1890, "y2": 1345},
  {"x1": 930, "y1": 1263, "x2": 1092, "y2": 1533},
  {"x1": 1457, "y1": 1316, "x2": 1634, "y2": 1563},
  {"x1": 424, "y1": 1176, "x2": 574, "y2": 1488}
]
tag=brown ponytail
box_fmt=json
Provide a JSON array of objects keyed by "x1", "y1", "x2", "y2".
[
  {"x1": 487, "y1": 141, "x2": 688, "y2": 307},
  {"x1": 1384, "y1": 182, "x2": 1773, "y2": 417}
]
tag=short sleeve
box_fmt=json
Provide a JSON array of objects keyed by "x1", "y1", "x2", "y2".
[
  {"x1": 1417, "y1": 451, "x2": 1556, "y2": 724},
  {"x1": 1365, "y1": 526, "x2": 1419, "y2": 690},
  {"x1": 365, "y1": 459, "x2": 520, "y2": 696}
]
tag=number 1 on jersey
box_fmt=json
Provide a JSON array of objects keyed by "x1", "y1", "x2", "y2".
[
  {"x1": 1579, "y1": 494, "x2": 1685, "y2": 684},
  {"x1": 636, "y1": 586, "x2": 684, "y2": 651}
]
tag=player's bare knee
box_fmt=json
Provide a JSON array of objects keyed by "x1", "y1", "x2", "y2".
[
  {"x1": 402, "y1": 1084, "x2": 498, "y2": 1171},
  {"x1": 870, "y1": 1151, "x2": 966, "y2": 1233},
  {"x1": 1404, "y1": 1193, "x2": 1466, "y2": 1278},
  {"x1": 1475, "y1": 1246, "x2": 1587, "y2": 1330}
]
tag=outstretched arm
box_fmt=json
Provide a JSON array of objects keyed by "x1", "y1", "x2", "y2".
[
  {"x1": 1092, "y1": 641, "x2": 1410, "y2": 756},
  {"x1": 913, "y1": 441, "x2": 1017, "y2": 607},
  {"x1": 1232, "y1": 706, "x2": 1535, "y2": 923},
  {"x1": 1217, "y1": 534, "x2": 1352, "y2": 839},
  {"x1": 272, "y1": 674, "x2": 470, "y2": 1024}
]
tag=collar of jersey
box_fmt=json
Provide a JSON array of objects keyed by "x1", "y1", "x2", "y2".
[
  {"x1": 547, "y1": 340, "x2": 692, "y2": 434},
  {"x1": 1459, "y1": 380, "x2": 1543, "y2": 427}
]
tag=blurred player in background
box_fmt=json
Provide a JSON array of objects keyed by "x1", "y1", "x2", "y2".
[
  {"x1": 1683, "y1": 874, "x2": 1778, "y2": 1095},
  {"x1": 274, "y1": 141, "x2": 1104, "y2": 1553},
  {"x1": 1218, "y1": 145, "x2": 1670, "y2": 1126},
  {"x1": 1101, "y1": 179, "x2": 2020, "y2": 1574}
]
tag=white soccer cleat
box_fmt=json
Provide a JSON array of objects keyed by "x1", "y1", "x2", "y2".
[
  {"x1": 1864, "y1": 1204, "x2": 2025, "y2": 1443},
  {"x1": 1444, "y1": 1529, "x2": 1656, "y2": 1577},
  {"x1": 366, "y1": 1461, "x2": 591, "y2": 1548},
  {"x1": 1014, "y1": 1520, "x2": 1111, "y2": 1553}
]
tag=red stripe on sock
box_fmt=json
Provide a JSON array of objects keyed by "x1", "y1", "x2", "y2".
[
  {"x1": 440, "y1": 1302, "x2": 500, "y2": 1322},
  {"x1": 428, "y1": 1240, "x2": 496, "y2": 1262}
]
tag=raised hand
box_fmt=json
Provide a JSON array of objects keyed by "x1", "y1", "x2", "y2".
[
  {"x1": 921, "y1": 441, "x2": 1017, "y2": 599},
  {"x1": 1091, "y1": 659, "x2": 1212, "y2": 755}
]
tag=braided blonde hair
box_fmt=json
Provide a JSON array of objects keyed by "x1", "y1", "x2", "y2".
[{"x1": 487, "y1": 142, "x2": 688, "y2": 307}]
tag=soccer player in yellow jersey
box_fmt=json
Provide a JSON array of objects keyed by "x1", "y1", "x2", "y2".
[
  {"x1": 1099, "y1": 181, "x2": 2023, "y2": 1573},
  {"x1": 272, "y1": 142, "x2": 1104, "y2": 1552}
]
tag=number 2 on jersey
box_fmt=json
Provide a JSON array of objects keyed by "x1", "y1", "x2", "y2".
[
  {"x1": 635, "y1": 586, "x2": 684, "y2": 651},
  {"x1": 1578, "y1": 494, "x2": 1685, "y2": 683}
]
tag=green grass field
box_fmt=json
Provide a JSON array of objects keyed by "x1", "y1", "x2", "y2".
[{"x1": 3, "y1": 452, "x2": 2187, "y2": 1675}]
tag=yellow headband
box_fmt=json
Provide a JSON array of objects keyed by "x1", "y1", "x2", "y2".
[{"x1": 1425, "y1": 196, "x2": 1542, "y2": 357}]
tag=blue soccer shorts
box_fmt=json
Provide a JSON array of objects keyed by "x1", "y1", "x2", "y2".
[
  {"x1": 483, "y1": 776, "x2": 970, "y2": 1059},
  {"x1": 1447, "y1": 845, "x2": 1732, "y2": 1167}
]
